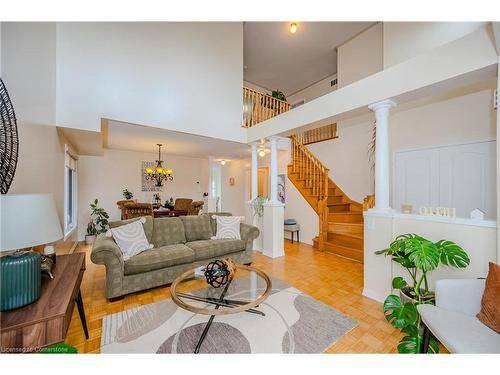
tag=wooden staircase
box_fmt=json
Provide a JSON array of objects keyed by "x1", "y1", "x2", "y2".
[{"x1": 288, "y1": 135, "x2": 368, "y2": 263}]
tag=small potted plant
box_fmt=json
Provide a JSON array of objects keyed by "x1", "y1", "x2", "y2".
[
  {"x1": 122, "y1": 188, "x2": 134, "y2": 200},
  {"x1": 375, "y1": 234, "x2": 470, "y2": 353},
  {"x1": 251, "y1": 195, "x2": 268, "y2": 217},
  {"x1": 262, "y1": 90, "x2": 287, "y2": 110},
  {"x1": 85, "y1": 199, "x2": 110, "y2": 244},
  {"x1": 164, "y1": 197, "x2": 174, "y2": 210}
]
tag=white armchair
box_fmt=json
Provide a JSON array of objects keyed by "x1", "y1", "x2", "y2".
[{"x1": 417, "y1": 279, "x2": 500, "y2": 353}]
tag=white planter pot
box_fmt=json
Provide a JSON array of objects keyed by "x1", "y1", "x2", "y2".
[{"x1": 85, "y1": 235, "x2": 96, "y2": 245}]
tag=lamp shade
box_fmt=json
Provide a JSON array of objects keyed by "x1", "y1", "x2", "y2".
[{"x1": 1, "y1": 193, "x2": 63, "y2": 252}]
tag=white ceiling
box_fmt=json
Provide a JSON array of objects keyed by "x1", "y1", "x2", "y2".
[
  {"x1": 106, "y1": 120, "x2": 252, "y2": 160},
  {"x1": 244, "y1": 22, "x2": 375, "y2": 95}
]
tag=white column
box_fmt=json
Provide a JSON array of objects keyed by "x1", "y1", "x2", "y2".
[
  {"x1": 262, "y1": 136, "x2": 284, "y2": 258},
  {"x1": 368, "y1": 99, "x2": 396, "y2": 213},
  {"x1": 268, "y1": 136, "x2": 279, "y2": 204},
  {"x1": 250, "y1": 142, "x2": 259, "y2": 200}
]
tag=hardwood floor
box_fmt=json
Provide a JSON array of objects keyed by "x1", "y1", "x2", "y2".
[{"x1": 65, "y1": 240, "x2": 403, "y2": 353}]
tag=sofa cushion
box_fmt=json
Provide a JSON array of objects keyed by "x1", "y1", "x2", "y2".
[
  {"x1": 186, "y1": 239, "x2": 246, "y2": 261},
  {"x1": 109, "y1": 216, "x2": 154, "y2": 244},
  {"x1": 124, "y1": 244, "x2": 194, "y2": 275},
  {"x1": 207, "y1": 212, "x2": 232, "y2": 235},
  {"x1": 106, "y1": 217, "x2": 153, "y2": 260},
  {"x1": 477, "y1": 262, "x2": 500, "y2": 333},
  {"x1": 418, "y1": 304, "x2": 500, "y2": 353},
  {"x1": 214, "y1": 216, "x2": 241, "y2": 240},
  {"x1": 180, "y1": 214, "x2": 213, "y2": 242},
  {"x1": 152, "y1": 217, "x2": 187, "y2": 247}
]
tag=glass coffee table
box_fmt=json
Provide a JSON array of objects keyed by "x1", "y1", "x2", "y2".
[{"x1": 170, "y1": 263, "x2": 272, "y2": 353}]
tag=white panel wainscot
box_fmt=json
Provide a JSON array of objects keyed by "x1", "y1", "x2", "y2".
[{"x1": 363, "y1": 212, "x2": 497, "y2": 303}]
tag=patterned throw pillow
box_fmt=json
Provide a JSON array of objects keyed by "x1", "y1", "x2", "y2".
[
  {"x1": 213, "y1": 215, "x2": 241, "y2": 240},
  {"x1": 106, "y1": 217, "x2": 153, "y2": 260}
]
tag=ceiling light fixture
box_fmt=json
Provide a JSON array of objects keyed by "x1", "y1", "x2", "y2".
[
  {"x1": 144, "y1": 144, "x2": 174, "y2": 187},
  {"x1": 258, "y1": 148, "x2": 266, "y2": 157},
  {"x1": 289, "y1": 22, "x2": 298, "y2": 34},
  {"x1": 220, "y1": 160, "x2": 227, "y2": 165}
]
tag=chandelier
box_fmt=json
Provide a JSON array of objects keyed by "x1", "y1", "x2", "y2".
[{"x1": 144, "y1": 144, "x2": 173, "y2": 187}]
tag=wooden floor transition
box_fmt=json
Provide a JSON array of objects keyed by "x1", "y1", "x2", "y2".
[{"x1": 66, "y1": 241, "x2": 404, "y2": 353}]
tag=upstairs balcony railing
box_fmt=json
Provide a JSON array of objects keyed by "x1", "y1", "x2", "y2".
[{"x1": 242, "y1": 87, "x2": 290, "y2": 128}]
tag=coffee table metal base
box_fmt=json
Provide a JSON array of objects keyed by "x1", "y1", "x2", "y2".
[{"x1": 175, "y1": 282, "x2": 266, "y2": 353}]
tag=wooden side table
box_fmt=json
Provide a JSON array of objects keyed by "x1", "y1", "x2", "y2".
[{"x1": 0, "y1": 253, "x2": 88, "y2": 353}]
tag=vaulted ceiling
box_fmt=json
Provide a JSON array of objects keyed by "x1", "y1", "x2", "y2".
[{"x1": 244, "y1": 22, "x2": 375, "y2": 95}]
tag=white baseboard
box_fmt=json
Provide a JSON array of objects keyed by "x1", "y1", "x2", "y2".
[
  {"x1": 68, "y1": 241, "x2": 79, "y2": 254},
  {"x1": 362, "y1": 288, "x2": 386, "y2": 303}
]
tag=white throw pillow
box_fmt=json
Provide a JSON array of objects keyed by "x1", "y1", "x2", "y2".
[
  {"x1": 212, "y1": 215, "x2": 241, "y2": 240},
  {"x1": 106, "y1": 217, "x2": 153, "y2": 260}
]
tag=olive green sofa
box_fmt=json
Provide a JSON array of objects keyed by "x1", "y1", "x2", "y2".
[{"x1": 90, "y1": 213, "x2": 259, "y2": 300}]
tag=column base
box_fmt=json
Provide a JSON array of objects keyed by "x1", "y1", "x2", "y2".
[
  {"x1": 262, "y1": 203, "x2": 285, "y2": 259},
  {"x1": 365, "y1": 207, "x2": 395, "y2": 218}
]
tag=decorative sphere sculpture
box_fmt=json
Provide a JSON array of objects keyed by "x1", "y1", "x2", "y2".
[{"x1": 204, "y1": 259, "x2": 237, "y2": 288}]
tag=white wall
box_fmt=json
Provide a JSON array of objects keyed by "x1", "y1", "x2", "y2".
[
  {"x1": 287, "y1": 74, "x2": 337, "y2": 106},
  {"x1": 77, "y1": 149, "x2": 209, "y2": 240},
  {"x1": 308, "y1": 117, "x2": 374, "y2": 202},
  {"x1": 220, "y1": 159, "x2": 249, "y2": 216},
  {"x1": 1, "y1": 22, "x2": 56, "y2": 126},
  {"x1": 364, "y1": 213, "x2": 497, "y2": 302},
  {"x1": 55, "y1": 22, "x2": 245, "y2": 142},
  {"x1": 383, "y1": 22, "x2": 487, "y2": 68},
  {"x1": 337, "y1": 23, "x2": 383, "y2": 88},
  {"x1": 1, "y1": 23, "x2": 78, "y2": 252}
]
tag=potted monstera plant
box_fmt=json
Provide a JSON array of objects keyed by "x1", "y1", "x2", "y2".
[
  {"x1": 375, "y1": 234, "x2": 470, "y2": 353},
  {"x1": 85, "y1": 199, "x2": 110, "y2": 244}
]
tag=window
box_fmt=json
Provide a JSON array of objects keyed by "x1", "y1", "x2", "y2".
[{"x1": 64, "y1": 145, "x2": 78, "y2": 237}]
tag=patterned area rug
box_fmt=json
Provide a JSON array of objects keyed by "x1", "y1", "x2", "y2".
[{"x1": 100, "y1": 277, "x2": 357, "y2": 353}]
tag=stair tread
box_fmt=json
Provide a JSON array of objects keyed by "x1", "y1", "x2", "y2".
[
  {"x1": 322, "y1": 240, "x2": 363, "y2": 250},
  {"x1": 329, "y1": 211, "x2": 363, "y2": 215},
  {"x1": 327, "y1": 231, "x2": 364, "y2": 240},
  {"x1": 328, "y1": 221, "x2": 364, "y2": 226}
]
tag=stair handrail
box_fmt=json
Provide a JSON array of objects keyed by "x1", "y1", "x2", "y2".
[
  {"x1": 242, "y1": 87, "x2": 290, "y2": 128},
  {"x1": 363, "y1": 194, "x2": 375, "y2": 211}
]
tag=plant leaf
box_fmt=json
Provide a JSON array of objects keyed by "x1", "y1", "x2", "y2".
[
  {"x1": 436, "y1": 240, "x2": 470, "y2": 268},
  {"x1": 397, "y1": 334, "x2": 421, "y2": 353},
  {"x1": 397, "y1": 332, "x2": 440, "y2": 354},
  {"x1": 383, "y1": 295, "x2": 418, "y2": 329},
  {"x1": 401, "y1": 324, "x2": 418, "y2": 337},
  {"x1": 375, "y1": 248, "x2": 391, "y2": 255},
  {"x1": 393, "y1": 256, "x2": 416, "y2": 269},
  {"x1": 427, "y1": 335, "x2": 440, "y2": 354},
  {"x1": 392, "y1": 277, "x2": 408, "y2": 290},
  {"x1": 405, "y1": 237, "x2": 440, "y2": 272}
]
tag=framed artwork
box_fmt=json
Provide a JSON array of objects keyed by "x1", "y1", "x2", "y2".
[
  {"x1": 278, "y1": 174, "x2": 286, "y2": 204},
  {"x1": 229, "y1": 177, "x2": 235, "y2": 186},
  {"x1": 141, "y1": 161, "x2": 162, "y2": 192}
]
